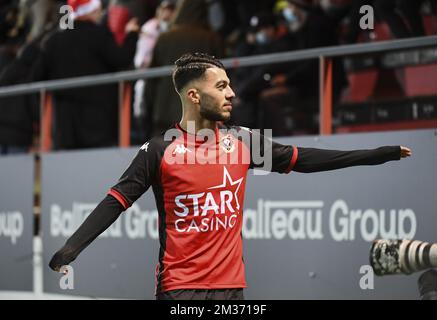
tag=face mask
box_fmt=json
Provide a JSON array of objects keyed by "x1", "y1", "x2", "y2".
[
  {"x1": 159, "y1": 21, "x2": 169, "y2": 32},
  {"x1": 255, "y1": 32, "x2": 268, "y2": 45},
  {"x1": 283, "y1": 7, "x2": 297, "y2": 23}
]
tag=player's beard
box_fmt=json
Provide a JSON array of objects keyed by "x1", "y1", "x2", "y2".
[{"x1": 199, "y1": 92, "x2": 231, "y2": 122}]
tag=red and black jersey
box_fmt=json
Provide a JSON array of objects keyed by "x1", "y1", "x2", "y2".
[
  {"x1": 109, "y1": 123, "x2": 297, "y2": 293},
  {"x1": 48, "y1": 122, "x2": 402, "y2": 295}
]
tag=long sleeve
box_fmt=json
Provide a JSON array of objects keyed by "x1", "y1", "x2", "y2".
[
  {"x1": 49, "y1": 140, "x2": 160, "y2": 271},
  {"x1": 49, "y1": 195, "x2": 124, "y2": 271},
  {"x1": 293, "y1": 146, "x2": 401, "y2": 173}
]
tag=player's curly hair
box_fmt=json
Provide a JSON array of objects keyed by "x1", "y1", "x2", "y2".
[{"x1": 172, "y1": 52, "x2": 225, "y2": 93}]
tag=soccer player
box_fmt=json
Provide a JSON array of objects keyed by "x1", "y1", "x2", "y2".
[{"x1": 49, "y1": 52, "x2": 412, "y2": 300}]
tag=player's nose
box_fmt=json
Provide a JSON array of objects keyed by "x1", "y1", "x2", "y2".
[{"x1": 226, "y1": 86, "x2": 235, "y2": 99}]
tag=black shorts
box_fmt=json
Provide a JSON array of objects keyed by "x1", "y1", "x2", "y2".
[{"x1": 156, "y1": 288, "x2": 245, "y2": 300}]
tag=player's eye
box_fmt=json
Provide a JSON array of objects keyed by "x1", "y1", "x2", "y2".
[{"x1": 218, "y1": 82, "x2": 228, "y2": 90}]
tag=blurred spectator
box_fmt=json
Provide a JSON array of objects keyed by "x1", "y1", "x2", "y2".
[
  {"x1": 132, "y1": 0, "x2": 175, "y2": 143},
  {"x1": 231, "y1": 11, "x2": 290, "y2": 128},
  {"x1": 234, "y1": 0, "x2": 277, "y2": 37},
  {"x1": 134, "y1": 0, "x2": 175, "y2": 69},
  {"x1": 0, "y1": 42, "x2": 39, "y2": 155},
  {"x1": 207, "y1": 0, "x2": 225, "y2": 35},
  {"x1": 0, "y1": 0, "x2": 16, "y2": 44},
  {"x1": 0, "y1": 0, "x2": 29, "y2": 45},
  {"x1": 32, "y1": 0, "x2": 139, "y2": 150},
  {"x1": 144, "y1": 0, "x2": 224, "y2": 138},
  {"x1": 106, "y1": 0, "x2": 132, "y2": 45},
  {"x1": 274, "y1": 0, "x2": 338, "y2": 82},
  {"x1": 20, "y1": 0, "x2": 63, "y2": 42},
  {"x1": 257, "y1": 0, "x2": 345, "y2": 134},
  {"x1": 274, "y1": 0, "x2": 345, "y2": 99},
  {"x1": 216, "y1": 0, "x2": 277, "y2": 54}
]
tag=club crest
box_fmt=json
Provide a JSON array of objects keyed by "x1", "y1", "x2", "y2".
[{"x1": 220, "y1": 135, "x2": 235, "y2": 153}]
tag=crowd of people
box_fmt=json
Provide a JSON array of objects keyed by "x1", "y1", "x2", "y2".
[{"x1": 0, "y1": 0, "x2": 436, "y2": 153}]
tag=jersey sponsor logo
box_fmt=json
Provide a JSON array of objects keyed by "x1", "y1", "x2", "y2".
[
  {"x1": 172, "y1": 144, "x2": 192, "y2": 155},
  {"x1": 173, "y1": 167, "x2": 244, "y2": 233},
  {"x1": 140, "y1": 142, "x2": 149, "y2": 152}
]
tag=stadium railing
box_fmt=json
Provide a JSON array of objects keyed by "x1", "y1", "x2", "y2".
[{"x1": 0, "y1": 35, "x2": 436, "y2": 152}]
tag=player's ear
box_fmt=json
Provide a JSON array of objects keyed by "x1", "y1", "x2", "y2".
[{"x1": 187, "y1": 88, "x2": 200, "y2": 104}]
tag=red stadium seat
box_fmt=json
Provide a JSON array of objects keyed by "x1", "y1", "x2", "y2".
[
  {"x1": 372, "y1": 22, "x2": 393, "y2": 42},
  {"x1": 341, "y1": 69, "x2": 379, "y2": 103},
  {"x1": 356, "y1": 22, "x2": 394, "y2": 43},
  {"x1": 423, "y1": 15, "x2": 437, "y2": 36},
  {"x1": 372, "y1": 69, "x2": 405, "y2": 99},
  {"x1": 403, "y1": 63, "x2": 437, "y2": 97}
]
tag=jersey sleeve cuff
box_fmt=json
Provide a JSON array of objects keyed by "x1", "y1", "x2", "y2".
[
  {"x1": 285, "y1": 146, "x2": 298, "y2": 173},
  {"x1": 108, "y1": 188, "x2": 129, "y2": 210}
]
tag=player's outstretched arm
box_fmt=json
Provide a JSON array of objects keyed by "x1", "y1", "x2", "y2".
[
  {"x1": 48, "y1": 195, "x2": 124, "y2": 272},
  {"x1": 48, "y1": 143, "x2": 154, "y2": 272},
  {"x1": 292, "y1": 145, "x2": 411, "y2": 173}
]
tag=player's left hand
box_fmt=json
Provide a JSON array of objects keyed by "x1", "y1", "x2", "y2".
[{"x1": 400, "y1": 146, "x2": 412, "y2": 158}]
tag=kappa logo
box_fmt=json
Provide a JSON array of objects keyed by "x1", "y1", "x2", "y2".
[
  {"x1": 173, "y1": 144, "x2": 192, "y2": 155},
  {"x1": 140, "y1": 142, "x2": 149, "y2": 152}
]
